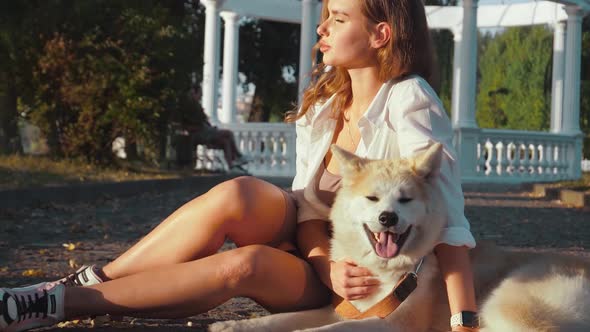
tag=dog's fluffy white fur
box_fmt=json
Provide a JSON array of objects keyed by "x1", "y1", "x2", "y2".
[{"x1": 210, "y1": 143, "x2": 590, "y2": 332}]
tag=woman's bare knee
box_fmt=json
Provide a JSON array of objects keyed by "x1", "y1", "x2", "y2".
[
  {"x1": 215, "y1": 245, "x2": 268, "y2": 290},
  {"x1": 213, "y1": 245, "x2": 330, "y2": 312},
  {"x1": 205, "y1": 176, "x2": 256, "y2": 221}
]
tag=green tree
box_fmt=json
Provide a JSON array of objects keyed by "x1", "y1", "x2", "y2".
[
  {"x1": 0, "y1": 1, "x2": 45, "y2": 154},
  {"x1": 18, "y1": 1, "x2": 204, "y2": 163},
  {"x1": 476, "y1": 26, "x2": 553, "y2": 131},
  {"x1": 430, "y1": 29, "x2": 454, "y2": 114},
  {"x1": 426, "y1": 0, "x2": 457, "y2": 114},
  {"x1": 238, "y1": 20, "x2": 300, "y2": 122}
]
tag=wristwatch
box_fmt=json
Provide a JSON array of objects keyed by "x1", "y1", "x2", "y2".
[{"x1": 450, "y1": 311, "x2": 479, "y2": 328}]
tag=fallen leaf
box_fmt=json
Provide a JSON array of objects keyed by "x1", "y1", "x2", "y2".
[
  {"x1": 22, "y1": 269, "x2": 44, "y2": 277},
  {"x1": 62, "y1": 242, "x2": 82, "y2": 251},
  {"x1": 57, "y1": 320, "x2": 80, "y2": 328}
]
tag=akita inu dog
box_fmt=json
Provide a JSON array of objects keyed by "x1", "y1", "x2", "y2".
[{"x1": 210, "y1": 143, "x2": 590, "y2": 332}]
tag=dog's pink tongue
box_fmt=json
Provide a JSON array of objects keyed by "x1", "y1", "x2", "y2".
[{"x1": 376, "y1": 232, "x2": 398, "y2": 258}]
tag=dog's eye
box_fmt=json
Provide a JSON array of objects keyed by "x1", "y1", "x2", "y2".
[
  {"x1": 398, "y1": 197, "x2": 413, "y2": 204},
  {"x1": 365, "y1": 196, "x2": 379, "y2": 202}
]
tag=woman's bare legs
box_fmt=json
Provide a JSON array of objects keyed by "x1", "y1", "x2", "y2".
[
  {"x1": 0, "y1": 176, "x2": 328, "y2": 331},
  {"x1": 101, "y1": 176, "x2": 296, "y2": 280},
  {"x1": 64, "y1": 245, "x2": 330, "y2": 319}
]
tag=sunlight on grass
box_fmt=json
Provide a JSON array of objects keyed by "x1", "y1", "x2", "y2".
[
  {"x1": 0, "y1": 155, "x2": 186, "y2": 190},
  {"x1": 536, "y1": 172, "x2": 590, "y2": 193},
  {"x1": 554, "y1": 172, "x2": 590, "y2": 192}
]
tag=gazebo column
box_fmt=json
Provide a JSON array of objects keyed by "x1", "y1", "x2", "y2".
[
  {"x1": 201, "y1": 0, "x2": 221, "y2": 123},
  {"x1": 450, "y1": 28, "x2": 462, "y2": 128},
  {"x1": 298, "y1": 0, "x2": 319, "y2": 101},
  {"x1": 562, "y1": 6, "x2": 583, "y2": 136},
  {"x1": 220, "y1": 11, "x2": 240, "y2": 124},
  {"x1": 562, "y1": 5, "x2": 584, "y2": 178},
  {"x1": 456, "y1": 0, "x2": 478, "y2": 129},
  {"x1": 550, "y1": 21, "x2": 566, "y2": 133},
  {"x1": 454, "y1": 0, "x2": 481, "y2": 181}
]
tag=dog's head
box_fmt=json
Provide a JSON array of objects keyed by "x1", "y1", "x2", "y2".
[{"x1": 329, "y1": 143, "x2": 446, "y2": 269}]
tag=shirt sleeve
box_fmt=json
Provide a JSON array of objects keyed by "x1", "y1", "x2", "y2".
[
  {"x1": 292, "y1": 115, "x2": 310, "y2": 192},
  {"x1": 291, "y1": 115, "x2": 330, "y2": 224},
  {"x1": 388, "y1": 79, "x2": 476, "y2": 248}
]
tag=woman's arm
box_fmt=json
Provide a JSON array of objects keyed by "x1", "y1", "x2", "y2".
[
  {"x1": 296, "y1": 220, "x2": 332, "y2": 287},
  {"x1": 296, "y1": 220, "x2": 379, "y2": 300},
  {"x1": 388, "y1": 79, "x2": 478, "y2": 330},
  {"x1": 435, "y1": 244, "x2": 479, "y2": 331}
]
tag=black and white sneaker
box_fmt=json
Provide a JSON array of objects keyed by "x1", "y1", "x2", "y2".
[
  {"x1": 56, "y1": 265, "x2": 104, "y2": 287},
  {"x1": 0, "y1": 282, "x2": 65, "y2": 332}
]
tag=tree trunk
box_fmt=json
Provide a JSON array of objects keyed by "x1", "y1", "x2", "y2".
[{"x1": 0, "y1": 77, "x2": 22, "y2": 155}]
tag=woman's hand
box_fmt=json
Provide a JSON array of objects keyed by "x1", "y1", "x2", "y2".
[{"x1": 329, "y1": 259, "x2": 380, "y2": 300}]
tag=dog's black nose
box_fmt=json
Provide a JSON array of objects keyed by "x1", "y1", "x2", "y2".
[{"x1": 378, "y1": 211, "x2": 398, "y2": 227}]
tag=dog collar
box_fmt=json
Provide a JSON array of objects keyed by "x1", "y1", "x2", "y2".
[{"x1": 333, "y1": 258, "x2": 424, "y2": 319}]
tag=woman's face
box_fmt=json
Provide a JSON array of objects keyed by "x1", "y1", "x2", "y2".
[{"x1": 316, "y1": 0, "x2": 379, "y2": 69}]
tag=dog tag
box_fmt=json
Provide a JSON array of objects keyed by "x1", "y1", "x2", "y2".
[{"x1": 393, "y1": 272, "x2": 418, "y2": 302}]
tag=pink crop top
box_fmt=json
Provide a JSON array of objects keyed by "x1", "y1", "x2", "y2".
[{"x1": 314, "y1": 162, "x2": 342, "y2": 207}]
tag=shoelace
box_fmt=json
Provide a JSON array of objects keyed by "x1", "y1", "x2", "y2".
[
  {"x1": 15, "y1": 290, "x2": 49, "y2": 321},
  {"x1": 61, "y1": 272, "x2": 84, "y2": 287}
]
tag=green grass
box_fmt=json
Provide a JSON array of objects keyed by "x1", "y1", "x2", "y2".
[
  {"x1": 536, "y1": 172, "x2": 590, "y2": 193},
  {"x1": 552, "y1": 172, "x2": 590, "y2": 192},
  {"x1": 1, "y1": 154, "x2": 589, "y2": 192},
  {"x1": 0, "y1": 154, "x2": 195, "y2": 190}
]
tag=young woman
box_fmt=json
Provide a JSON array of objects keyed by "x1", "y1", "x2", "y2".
[{"x1": 0, "y1": 0, "x2": 479, "y2": 331}]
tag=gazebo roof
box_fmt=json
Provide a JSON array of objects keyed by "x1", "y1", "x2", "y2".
[
  {"x1": 427, "y1": 1, "x2": 569, "y2": 30},
  {"x1": 219, "y1": 0, "x2": 303, "y2": 24},
  {"x1": 216, "y1": 0, "x2": 589, "y2": 28}
]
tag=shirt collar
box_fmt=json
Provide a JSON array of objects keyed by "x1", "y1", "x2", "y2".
[
  {"x1": 309, "y1": 78, "x2": 396, "y2": 127},
  {"x1": 310, "y1": 94, "x2": 337, "y2": 125},
  {"x1": 363, "y1": 79, "x2": 395, "y2": 126}
]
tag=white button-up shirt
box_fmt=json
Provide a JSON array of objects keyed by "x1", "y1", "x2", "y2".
[{"x1": 291, "y1": 75, "x2": 476, "y2": 248}]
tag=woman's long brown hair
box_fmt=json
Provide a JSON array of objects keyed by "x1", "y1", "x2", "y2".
[{"x1": 286, "y1": 0, "x2": 435, "y2": 123}]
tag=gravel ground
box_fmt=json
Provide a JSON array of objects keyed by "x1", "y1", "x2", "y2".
[{"x1": 0, "y1": 179, "x2": 588, "y2": 331}]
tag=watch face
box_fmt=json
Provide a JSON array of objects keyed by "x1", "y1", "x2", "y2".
[
  {"x1": 462, "y1": 311, "x2": 478, "y2": 327},
  {"x1": 451, "y1": 311, "x2": 479, "y2": 328}
]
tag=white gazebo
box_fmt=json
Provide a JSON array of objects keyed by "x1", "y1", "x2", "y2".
[{"x1": 199, "y1": 0, "x2": 589, "y2": 182}]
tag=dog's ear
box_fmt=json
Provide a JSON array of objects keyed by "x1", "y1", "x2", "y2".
[
  {"x1": 330, "y1": 144, "x2": 367, "y2": 177},
  {"x1": 412, "y1": 143, "x2": 443, "y2": 180}
]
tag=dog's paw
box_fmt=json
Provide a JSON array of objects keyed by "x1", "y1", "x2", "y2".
[{"x1": 209, "y1": 320, "x2": 240, "y2": 332}]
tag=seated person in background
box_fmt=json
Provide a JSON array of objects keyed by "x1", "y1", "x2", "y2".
[
  {"x1": 182, "y1": 88, "x2": 250, "y2": 171},
  {"x1": 192, "y1": 120, "x2": 250, "y2": 171}
]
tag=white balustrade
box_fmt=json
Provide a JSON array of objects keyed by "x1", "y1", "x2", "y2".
[
  {"x1": 195, "y1": 144, "x2": 228, "y2": 173},
  {"x1": 216, "y1": 124, "x2": 583, "y2": 182},
  {"x1": 472, "y1": 129, "x2": 579, "y2": 182},
  {"x1": 220, "y1": 123, "x2": 296, "y2": 177}
]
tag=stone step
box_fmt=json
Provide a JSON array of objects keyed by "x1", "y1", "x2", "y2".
[{"x1": 530, "y1": 183, "x2": 589, "y2": 208}]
